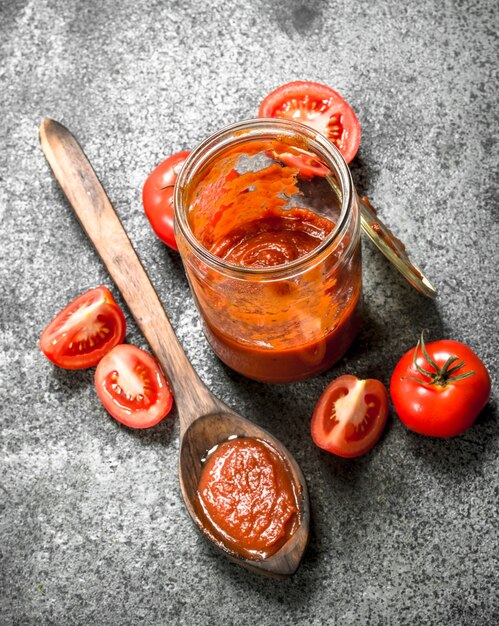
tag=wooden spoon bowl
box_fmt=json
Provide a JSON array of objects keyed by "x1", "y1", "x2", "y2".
[
  {"x1": 39, "y1": 118, "x2": 310, "y2": 578},
  {"x1": 180, "y1": 410, "x2": 310, "y2": 577}
]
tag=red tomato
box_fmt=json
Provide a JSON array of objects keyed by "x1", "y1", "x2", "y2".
[
  {"x1": 311, "y1": 375, "x2": 388, "y2": 458},
  {"x1": 390, "y1": 333, "x2": 491, "y2": 437},
  {"x1": 40, "y1": 286, "x2": 126, "y2": 369},
  {"x1": 94, "y1": 344, "x2": 173, "y2": 428},
  {"x1": 142, "y1": 151, "x2": 190, "y2": 251},
  {"x1": 258, "y1": 81, "x2": 361, "y2": 164}
]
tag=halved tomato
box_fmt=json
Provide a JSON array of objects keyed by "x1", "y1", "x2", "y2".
[
  {"x1": 40, "y1": 286, "x2": 126, "y2": 369},
  {"x1": 311, "y1": 374, "x2": 388, "y2": 458},
  {"x1": 142, "y1": 151, "x2": 191, "y2": 251},
  {"x1": 258, "y1": 81, "x2": 361, "y2": 165},
  {"x1": 94, "y1": 344, "x2": 173, "y2": 428}
]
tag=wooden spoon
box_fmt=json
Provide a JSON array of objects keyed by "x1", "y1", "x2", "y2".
[{"x1": 39, "y1": 119, "x2": 310, "y2": 578}]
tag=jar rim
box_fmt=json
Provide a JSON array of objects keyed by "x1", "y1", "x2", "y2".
[{"x1": 174, "y1": 118, "x2": 354, "y2": 277}]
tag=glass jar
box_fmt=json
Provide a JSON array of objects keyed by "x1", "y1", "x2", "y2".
[{"x1": 174, "y1": 118, "x2": 362, "y2": 383}]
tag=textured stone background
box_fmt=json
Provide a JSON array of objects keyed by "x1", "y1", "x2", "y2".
[{"x1": 1, "y1": 0, "x2": 498, "y2": 624}]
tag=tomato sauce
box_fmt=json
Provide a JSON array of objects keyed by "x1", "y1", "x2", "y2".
[
  {"x1": 203, "y1": 296, "x2": 361, "y2": 383},
  {"x1": 196, "y1": 437, "x2": 299, "y2": 559},
  {"x1": 210, "y1": 208, "x2": 334, "y2": 267},
  {"x1": 180, "y1": 137, "x2": 362, "y2": 382}
]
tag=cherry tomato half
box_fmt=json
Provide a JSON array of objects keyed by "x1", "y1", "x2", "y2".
[
  {"x1": 94, "y1": 344, "x2": 173, "y2": 428},
  {"x1": 142, "y1": 151, "x2": 191, "y2": 251},
  {"x1": 40, "y1": 286, "x2": 126, "y2": 369},
  {"x1": 258, "y1": 81, "x2": 361, "y2": 165},
  {"x1": 390, "y1": 333, "x2": 491, "y2": 437},
  {"x1": 311, "y1": 375, "x2": 388, "y2": 458}
]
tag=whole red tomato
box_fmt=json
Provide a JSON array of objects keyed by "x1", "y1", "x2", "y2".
[
  {"x1": 390, "y1": 333, "x2": 491, "y2": 437},
  {"x1": 142, "y1": 151, "x2": 190, "y2": 251}
]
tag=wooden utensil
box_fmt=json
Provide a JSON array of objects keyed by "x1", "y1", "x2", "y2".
[{"x1": 39, "y1": 118, "x2": 310, "y2": 578}]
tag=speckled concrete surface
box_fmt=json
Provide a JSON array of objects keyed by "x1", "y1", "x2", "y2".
[{"x1": 1, "y1": 0, "x2": 498, "y2": 624}]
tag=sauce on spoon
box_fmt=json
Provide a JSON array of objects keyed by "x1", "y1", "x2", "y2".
[{"x1": 196, "y1": 437, "x2": 300, "y2": 559}]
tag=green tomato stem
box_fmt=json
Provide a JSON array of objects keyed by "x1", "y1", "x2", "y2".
[{"x1": 405, "y1": 331, "x2": 475, "y2": 387}]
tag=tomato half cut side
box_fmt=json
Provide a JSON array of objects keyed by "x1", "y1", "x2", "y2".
[
  {"x1": 311, "y1": 375, "x2": 388, "y2": 458},
  {"x1": 40, "y1": 286, "x2": 126, "y2": 369},
  {"x1": 259, "y1": 81, "x2": 361, "y2": 165},
  {"x1": 142, "y1": 151, "x2": 191, "y2": 251},
  {"x1": 94, "y1": 344, "x2": 173, "y2": 429}
]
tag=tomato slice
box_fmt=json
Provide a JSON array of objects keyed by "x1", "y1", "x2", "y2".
[
  {"x1": 311, "y1": 375, "x2": 388, "y2": 458},
  {"x1": 40, "y1": 286, "x2": 126, "y2": 369},
  {"x1": 94, "y1": 344, "x2": 173, "y2": 428},
  {"x1": 142, "y1": 151, "x2": 191, "y2": 251},
  {"x1": 258, "y1": 81, "x2": 361, "y2": 165}
]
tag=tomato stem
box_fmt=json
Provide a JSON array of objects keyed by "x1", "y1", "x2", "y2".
[
  {"x1": 407, "y1": 331, "x2": 475, "y2": 387},
  {"x1": 419, "y1": 333, "x2": 439, "y2": 372},
  {"x1": 439, "y1": 355, "x2": 460, "y2": 377},
  {"x1": 446, "y1": 360, "x2": 466, "y2": 376}
]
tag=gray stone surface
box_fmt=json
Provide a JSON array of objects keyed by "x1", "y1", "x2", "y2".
[{"x1": 1, "y1": 0, "x2": 498, "y2": 624}]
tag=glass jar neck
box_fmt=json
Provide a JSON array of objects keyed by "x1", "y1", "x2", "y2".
[{"x1": 174, "y1": 118, "x2": 355, "y2": 278}]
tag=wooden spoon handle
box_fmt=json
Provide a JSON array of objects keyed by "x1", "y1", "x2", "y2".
[{"x1": 39, "y1": 118, "x2": 221, "y2": 434}]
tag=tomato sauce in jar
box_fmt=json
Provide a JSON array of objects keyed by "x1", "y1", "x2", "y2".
[
  {"x1": 175, "y1": 119, "x2": 362, "y2": 383},
  {"x1": 196, "y1": 437, "x2": 299, "y2": 559}
]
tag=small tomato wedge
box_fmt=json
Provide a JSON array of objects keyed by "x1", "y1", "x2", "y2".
[
  {"x1": 95, "y1": 344, "x2": 173, "y2": 428},
  {"x1": 142, "y1": 151, "x2": 190, "y2": 251},
  {"x1": 311, "y1": 375, "x2": 388, "y2": 458},
  {"x1": 390, "y1": 332, "x2": 491, "y2": 437},
  {"x1": 258, "y1": 81, "x2": 361, "y2": 164},
  {"x1": 40, "y1": 286, "x2": 126, "y2": 369}
]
